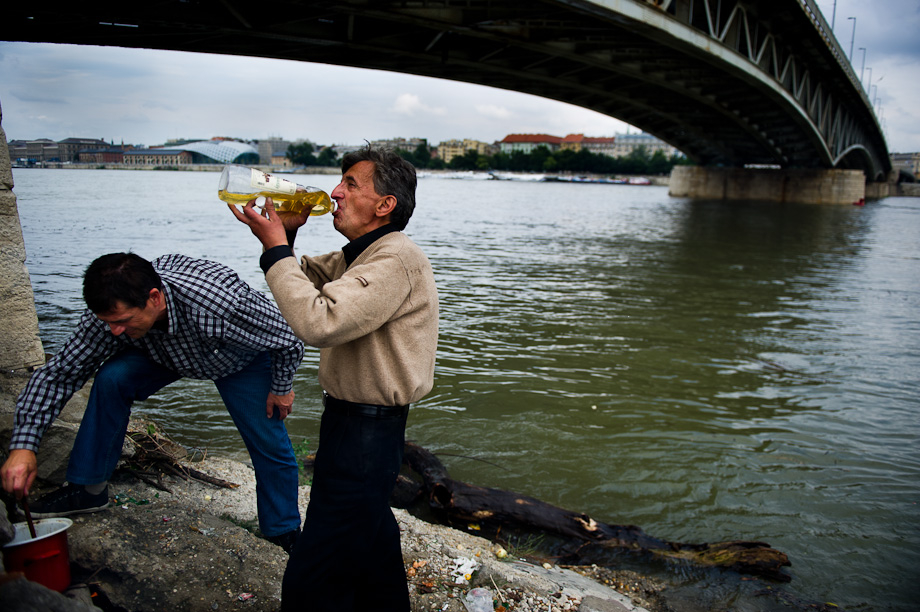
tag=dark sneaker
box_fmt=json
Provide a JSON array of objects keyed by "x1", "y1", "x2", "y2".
[
  {"x1": 28, "y1": 483, "x2": 111, "y2": 518},
  {"x1": 266, "y1": 528, "x2": 301, "y2": 555}
]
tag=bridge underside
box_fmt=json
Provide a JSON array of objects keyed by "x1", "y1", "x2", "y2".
[{"x1": 4, "y1": 0, "x2": 889, "y2": 178}]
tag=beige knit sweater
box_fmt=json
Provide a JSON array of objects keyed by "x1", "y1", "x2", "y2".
[{"x1": 265, "y1": 231, "x2": 439, "y2": 406}]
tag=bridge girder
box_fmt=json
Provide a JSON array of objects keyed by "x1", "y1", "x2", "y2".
[{"x1": 1, "y1": 0, "x2": 890, "y2": 177}]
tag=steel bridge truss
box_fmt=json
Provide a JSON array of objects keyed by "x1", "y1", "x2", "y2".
[{"x1": 644, "y1": 0, "x2": 887, "y2": 176}]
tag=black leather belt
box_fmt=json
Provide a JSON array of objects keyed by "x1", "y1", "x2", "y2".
[{"x1": 323, "y1": 393, "x2": 409, "y2": 418}]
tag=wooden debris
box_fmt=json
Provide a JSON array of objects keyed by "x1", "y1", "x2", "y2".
[
  {"x1": 120, "y1": 424, "x2": 239, "y2": 491},
  {"x1": 401, "y1": 442, "x2": 791, "y2": 582}
]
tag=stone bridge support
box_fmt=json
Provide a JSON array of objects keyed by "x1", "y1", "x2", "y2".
[
  {"x1": 0, "y1": 100, "x2": 46, "y2": 373},
  {"x1": 669, "y1": 166, "x2": 887, "y2": 204}
]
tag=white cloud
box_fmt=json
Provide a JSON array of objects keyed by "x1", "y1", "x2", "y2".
[
  {"x1": 391, "y1": 93, "x2": 447, "y2": 117},
  {"x1": 475, "y1": 104, "x2": 511, "y2": 120}
]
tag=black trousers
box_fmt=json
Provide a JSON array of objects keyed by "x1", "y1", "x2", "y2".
[{"x1": 281, "y1": 398, "x2": 410, "y2": 611}]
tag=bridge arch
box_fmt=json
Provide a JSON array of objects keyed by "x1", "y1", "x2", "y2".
[
  {"x1": 833, "y1": 145, "x2": 885, "y2": 180},
  {"x1": 2, "y1": 0, "x2": 889, "y2": 176}
]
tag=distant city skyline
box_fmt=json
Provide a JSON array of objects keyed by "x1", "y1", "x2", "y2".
[
  {"x1": 1, "y1": 0, "x2": 918, "y2": 152},
  {"x1": 7, "y1": 130, "x2": 658, "y2": 150}
]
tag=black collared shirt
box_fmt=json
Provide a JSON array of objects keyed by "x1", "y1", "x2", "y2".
[
  {"x1": 260, "y1": 224, "x2": 400, "y2": 273},
  {"x1": 342, "y1": 224, "x2": 401, "y2": 266}
]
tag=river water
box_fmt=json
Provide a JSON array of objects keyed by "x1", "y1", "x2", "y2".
[{"x1": 11, "y1": 168, "x2": 920, "y2": 611}]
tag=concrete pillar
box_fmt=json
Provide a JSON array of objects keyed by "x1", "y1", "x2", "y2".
[
  {"x1": 0, "y1": 99, "x2": 46, "y2": 372},
  {"x1": 669, "y1": 166, "x2": 868, "y2": 204},
  {"x1": 865, "y1": 181, "x2": 891, "y2": 199}
]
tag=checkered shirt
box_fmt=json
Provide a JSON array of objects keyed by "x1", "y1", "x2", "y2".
[{"x1": 10, "y1": 254, "x2": 304, "y2": 453}]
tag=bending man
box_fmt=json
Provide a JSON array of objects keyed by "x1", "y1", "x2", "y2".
[{"x1": 1, "y1": 253, "x2": 304, "y2": 553}]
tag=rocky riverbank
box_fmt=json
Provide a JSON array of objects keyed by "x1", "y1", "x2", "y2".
[
  {"x1": 0, "y1": 370, "x2": 657, "y2": 612},
  {"x1": 2, "y1": 455, "x2": 658, "y2": 612}
]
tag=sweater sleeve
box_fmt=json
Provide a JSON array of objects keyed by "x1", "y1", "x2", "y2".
[{"x1": 265, "y1": 251, "x2": 411, "y2": 349}]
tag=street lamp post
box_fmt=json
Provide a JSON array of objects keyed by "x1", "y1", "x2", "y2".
[
  {"x1": 866, "y1": 67, "x2": 873, "y2": 94},
  {"x1": 848, "y1": 17, "x2": 857, "y2": 62},
  {"x1": 859, "y1": 47, "x2": 867, "y2": 85}
]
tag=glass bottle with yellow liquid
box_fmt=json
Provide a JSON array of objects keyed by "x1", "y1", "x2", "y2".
[{"x1": 218, "y1": 165, "x2": 333, "y2": 216}]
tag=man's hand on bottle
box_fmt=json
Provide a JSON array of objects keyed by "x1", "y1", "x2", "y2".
[
  {"x1": 276, "y1": 204, "x2": 313, "y2": 233},
  {"x1": 229, "y1": 197, "x2": 295, "y2": 250}
]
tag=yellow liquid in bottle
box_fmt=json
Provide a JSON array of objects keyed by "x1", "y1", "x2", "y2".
[{"x1": 219, "y1": 189, "x2": 333, "y2": 216}]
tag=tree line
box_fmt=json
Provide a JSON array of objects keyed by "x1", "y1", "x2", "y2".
[
  {"x1": 289, "y1": 141, "x2": 691, "y2": 175},
  {"x1": 400, "y1": 142, "x2": 691, "y2": 175},
  {"x1": 286, "y1": 142, "x2": 338, "y2": 167}
]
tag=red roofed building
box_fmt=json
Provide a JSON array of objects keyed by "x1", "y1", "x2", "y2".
[
  {"x1": 560, "y1": 134, "x2": 617, "y2": 156},
  {"x1": 500, "y1": 133, "x2": 619, "y2": 156},
  {"x1": 499, "y1": 134, "x2": 564, "y2": 154}
]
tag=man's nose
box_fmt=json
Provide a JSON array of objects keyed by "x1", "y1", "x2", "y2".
[{"x1": 108, "y1": 324, "x2": 126, "y2": 336}]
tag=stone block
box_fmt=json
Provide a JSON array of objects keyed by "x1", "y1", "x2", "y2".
[
  {"x1": 724, "y1": 168, "x2": 781, "y2": 201},
  {"x1": 578, "y1": 595, "x2": 632, "y2": 612},
  {"x1": 670, "y1": 166, "x2": 866, "y2": 204},
  {"x1": 0, "y1": 121, "x2": 14, "y2": 191},
  {"x1": 0, "y1": 576, "x2": 98, "y2": 612},
  {"x1": 0, "y1": 416, "x2": 78, "y2": 485},
  {"x1": 0, "y1": 189, "x2": 20, "y2": 217},
  {"x1": 865, "y1": 181, "x2": 891, "y2": 199},
  {"x1": 669, "y1": 165, "x2": 725, "y2": 199},
  {"x1": 0, "y1": 213, "x2": 44, "y2": 371},
  {"x1": 0, "y1": 275, "x2": 44, "y2": 372},
  {"x1": 0, "y1": 381, "x2": 93, "y2": 485}
]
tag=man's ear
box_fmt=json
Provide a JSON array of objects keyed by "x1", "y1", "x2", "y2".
[
  {"x1": 148, "y1": 288, "x2": 163, "y2": 308},
  {"x1": 376, "y1": 195, "x2": 397, "y2": 218}
]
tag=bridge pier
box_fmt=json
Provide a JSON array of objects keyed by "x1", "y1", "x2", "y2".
[
  {"x1": 669, "y1": 166, "x2": 876, "y2": 204},
  {"x1": 0, "y1": 99, "x2": 46, "y2": 373},
  {"x1": 865, "y1": 180, "x2": 892, "y2": 200}
]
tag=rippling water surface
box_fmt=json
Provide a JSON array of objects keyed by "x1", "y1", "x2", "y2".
[{"x1": 13, "y1": 168, "x2": 920, "y2": 610}]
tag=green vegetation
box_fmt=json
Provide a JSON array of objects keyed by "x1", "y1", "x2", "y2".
[
  {"x1": 397, "y1": 143, "x2": 691, "y2": 175},
  {"x1": 288, "y1": 140, "x2": 690, "y2": 175},
  {"x1": 499, "y1": 532, "x2": 549, "y2": 563},
  {"x1": 291, "y1": 437, "x2": 313, "y2": 486},
  {"x1": 287, "y1": 142, "x2": 338, "y2": 167},
  {"x1": 395, "y1": 143, "x2": 446, "y2": 170},
  {"x1": 221, "y1": 514, "x2": 260, "y2": 535}
]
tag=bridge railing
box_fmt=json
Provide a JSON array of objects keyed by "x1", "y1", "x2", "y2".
[
  {"x1": 796, "y1": 0, "x2": 869, "y2": 99},
  {"x1": 647, "y1": 0, "x2": 862, "y2": 94}
]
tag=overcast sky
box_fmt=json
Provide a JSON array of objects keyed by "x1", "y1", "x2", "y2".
[{"x1": 1, "y1": 0, "x2": 917, "y2": 152}]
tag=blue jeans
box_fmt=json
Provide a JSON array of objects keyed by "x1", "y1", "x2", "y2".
[{"x1": 66, "y1": 348, "x2": 301, "y2": 538}]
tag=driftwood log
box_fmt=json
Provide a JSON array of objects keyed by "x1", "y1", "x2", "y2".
[{"x1": 398, "y1": 442, "x2": 792, "y2": 582}]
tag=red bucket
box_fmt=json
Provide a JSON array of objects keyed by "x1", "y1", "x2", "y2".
[{"x1": 2, "y1": 518, "x2": 73, "y2": 592}]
